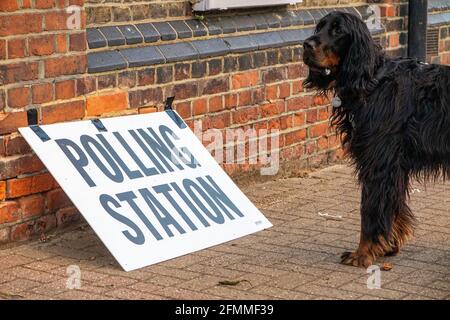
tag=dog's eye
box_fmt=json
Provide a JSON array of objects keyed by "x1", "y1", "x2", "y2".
[
  {"x1": 316, "y1": 21, "x2": 326, "y2": 32},
  {"x1": 333, "y1": 27, "x2": 342, "y2": 35}
]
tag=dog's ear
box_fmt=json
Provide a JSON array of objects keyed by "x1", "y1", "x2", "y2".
[{"x1": 339, "y1": 14, "x2": 379, "y2": 93}]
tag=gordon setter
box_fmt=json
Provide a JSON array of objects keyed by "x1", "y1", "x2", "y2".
[{"x1": 303, "y1": 11, "x2": 450, "y2": 267}]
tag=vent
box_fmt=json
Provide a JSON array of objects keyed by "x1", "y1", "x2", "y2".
[
  {"x1": 192, "y1": 0, "x2": 303, "y2": 11},
  {"x1": 426, "y1": 28, "x2": 439, "y2": 57}
]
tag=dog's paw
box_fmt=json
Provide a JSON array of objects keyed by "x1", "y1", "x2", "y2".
[
  {"x1": 382, "y1": 246, "x2": 400, "y2": 257},
  {"x1": 340, "y1": 251, "x2": 374, "y2": 268}
]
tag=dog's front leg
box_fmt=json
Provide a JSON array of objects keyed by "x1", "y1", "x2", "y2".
[{"x1": 341, "y1": 165, "x2": 413, "y2": 267}]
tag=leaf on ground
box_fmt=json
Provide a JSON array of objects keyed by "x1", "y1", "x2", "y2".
[
  {"x1": 381, "y1": 263, "x2": 393, "y2": 271},
  {"x1": 0, "y1": 291, "x2": 24, "y2": 300},
  {"x1": 218, "y1": 279, "x2": 252, "y2": 286}
]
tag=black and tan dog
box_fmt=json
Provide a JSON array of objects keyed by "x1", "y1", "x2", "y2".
[{"x1": 302, "y1": 11, "x2": 450, "y2": 267}]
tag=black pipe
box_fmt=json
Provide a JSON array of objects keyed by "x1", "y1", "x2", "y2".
[{"x1": 408, "y1": 0, "x2": 428, "y2": 61}]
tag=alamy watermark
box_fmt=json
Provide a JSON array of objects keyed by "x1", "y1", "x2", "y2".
[
  {"x1": 66, "y1": 265, "x2": 81, "y2": 289},
  {"x1": 193, "y1": 120, "x2": 280, "y2": 176},
  {"x1": 366, "y1": 265, "x2": 381, "y2": 289},
  {"x1": 66, "y1": 5, "x2": 82, "y2": 30}
]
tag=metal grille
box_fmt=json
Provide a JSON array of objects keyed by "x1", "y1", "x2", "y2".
[
  {"x1": 192, "y1": 0, "x2": 303, "y2": 11},
  {"x1": 426, "y1": 28, "x2": 439, "y2": 57}
]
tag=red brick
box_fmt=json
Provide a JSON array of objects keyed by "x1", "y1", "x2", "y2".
[
  {"x1": 10, "y1": 215, "x2": 56, "y2": 241},
  {"x1": 137, "y1": 69, "x2": 155, "y2": 86},
  {"x1": 279, "y1": 83, "x2": 290, "y2": 99},
  {"x1": 55, "y1": 0, "x2": 64, "y2": 8},
  {"x1": 263, "y1": 68, "x2": 285, "y2": 83},
  {"x1": 118, "y1": 71, "x2": 136, "y2": 89},
  {"x1": 260, "y1": 102, "x2": 284, "y2": 118},
  {"x1": 238, "y1": 90, "x2": 253, "y2": 107},
  {"x1": 318, "y1": 137, "x2": 328, "y2": 150},
  {"x1": 32, "y1": 83, "x2": 54, "y2": 104},
  {"x1": 0, "y1": 111, "x2": 28, "y2": 135},
  {"x1": 389, "y1": 33, "x2": 400, "y2": 48},
  {"x1": 139, "y1": 88, "x2": 163, "y2": 106},
  {"x1": 19, "y1": 194, "x2": 45, "y2": 218},
  {"x1": 0, "y1": 62, "x2": 39, "y2": 85},
  {"x1": 29, "y1": 35, "x2": 55, "y2": 56},
  {"x1": 2, "y1": 135, "x2": 31, "y2": 156},
  {"x1": 287, "y1": 96, "x2": 313, "y2": 111},
  {"x1": 69, "y1": 32, "x2": 86, "y2": 51},
  {"x1": 55, "y1": 80, "x2": 75, "y2": 100},
  {"x1": 0, "y1": 1, "x2": 19, "y2": 12},
  {"x1": 232, "y1": 71, "x2": 259, "y2": 89},
  {"x1": 41, "y1": 100, "x2": 85, "y2": 124},
  {"x1": 35, "y1": 0, "x2": 55, "y2": 9},
  {"x1": 173, "y1": 82, "x2": 198, "y2": 100},
  {"x1": 210, "y1": 113, "x2": 230, "y2": 129},
  {"x1": 224, "y1": 93, "x2": 237, "y2": 109},
  {"x1": 280, "y1": 115, "x2": 291, "y2": 130},
  {"x1": 86, "y1": 91, "x2": 128, "y2": 116},
  {"x1": 208, "y1": 96, "x2": 223, "y2": 113},
  {"x1": 138, "y1": 106, "x2": 157, "y2": 114},
  {"x1": 0, "y1": 154, "x2": 44, "y2": 180},
  {"x1": 76, "y1": 77, "x2": 96, "y2": 95},
  {"x1": 292, "y1": 80, "x2": 303, "y2": 95},
  {"x1": 0, "y1": 181, "x2": 5, "y2": 201},
  {"x1": 69, "y1": 0, "x2": 83, "y2": 6},
  {"x1": 287, "y1": 64, "x2": 304, "y2": 79},
  {"x1": 21, "y1": 0, "x2": 31, "y2": 8},
  {"x1": 268, "y1": 118, "x2": 281, "y2": 130},
  {"x1": 310, "y1": 122, "x2": 328, "y2": 138},
  {"x1": 318, "y1": 107, "x2": 330, "y2": 121},
  {"x1": 293, "y1": 112, "x2": 305, "y2": 126},
  {"x1": 46, "y1": 188, "x2": 71, "y2": 212},
  {"x1": 7, "y1": 172, "x2": 55, "y2": 198},
  {"x1": 7, "y1": 86, "x2": 30, "y2": 108},
  {"x1": 285, "y1": 129, "x2": 307, "y2": 146},
  {"x1": 232, "y1": 107, "x2": 258, "y2": 124},
  {"x1": 44, "y1": 11, "x2": 70, "y2": 31},
  {"x1": 202, "y1": 77, "x2": 228, "y2": 95},
  {"x1": 44, "y1": 55, "x2": 87, "y2": 77},
  {"x1": 0, "y1": 39, "x2": 6, "y2": 59},
  {"x1": 193, "y1": 99, "x2": 207, "y2": 116},
  {"x1": 55, "y1": 34, "x2": 67, "y2": 53},
  {"x1": 0, "y1": 13, "x2": 42, "y2": 36},
  {"x1": 380, "y1": 5, "x2": 396, "y2": 17},
  {"x1": 175, "y1": 102, "x2": 191, "y2": 119},
  {"x1": 0, "y1": 201, "x2": 19, "y2": 224},
  {"x1": 265, "y1": 85, "x2": 277, "y2": 101},
  {"x1": 7, "y1": 38, "x2": 26, "y2": 59},
  {"x1": 56, "y1": 206, "x2": 80, "y2": 228}
]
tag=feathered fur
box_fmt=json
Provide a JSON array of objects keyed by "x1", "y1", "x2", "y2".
[{"x1": 303, "y1": 11, "x2": 450, "y2": 267}]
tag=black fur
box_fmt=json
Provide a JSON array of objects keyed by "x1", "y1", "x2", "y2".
[{"x1": 303, "y1": 12, "x2": 450, "y2": 262}]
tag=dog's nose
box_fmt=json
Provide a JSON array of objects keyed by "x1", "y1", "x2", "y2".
[{"x1": 303, "y1": 39, "x2": 315, "y2": 50}]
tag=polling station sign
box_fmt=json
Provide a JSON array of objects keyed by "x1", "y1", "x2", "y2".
[{"x1": 19, "y1": 110, "x2": 272, "y2": 271}]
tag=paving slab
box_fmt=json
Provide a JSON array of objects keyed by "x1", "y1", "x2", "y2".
[{"x1": 0, "y1": 164, "x2": 448, "y2": 300}]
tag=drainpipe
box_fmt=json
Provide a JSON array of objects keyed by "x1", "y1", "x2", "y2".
[{"x1": 408, "y1": 0, "x2": 428, "y2": 61}]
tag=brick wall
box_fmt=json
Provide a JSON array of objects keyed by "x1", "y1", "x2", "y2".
[
  {"x1": 438, "y1": 26, "x2": 450, "y2": 64},
  {"x1": 0, "y1": 0, "x2": 87, "y2": 242},
  {"x1": 1, "y1": 0, "x2": 450, "y2": 244},
  {"x1": 84, "y1": 0, "x2": 362, "y2": 26}
]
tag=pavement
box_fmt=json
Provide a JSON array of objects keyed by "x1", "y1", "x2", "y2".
[{"x1": 0, "y1": 164, "x2": 449, "y2": 300}]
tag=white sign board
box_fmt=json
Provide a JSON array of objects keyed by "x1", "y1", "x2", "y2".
[{"x1": 19, "y1": 111, "x2": 272, "y2": 271}]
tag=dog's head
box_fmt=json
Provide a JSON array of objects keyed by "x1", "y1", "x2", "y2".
[{"x1": 303, "y1": 11, "x2": 381, "y2": 93}]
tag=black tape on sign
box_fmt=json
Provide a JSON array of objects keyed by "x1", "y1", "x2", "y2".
[
  {"x1": 30, "y1": 125, "x2": 51, "y2": 142},
  {"x1": 91, "y1": 119, "x2": 107, "y2": 132},
  {"x1": 163, "y1": 96, "x2": 186, "y2": 129}
]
